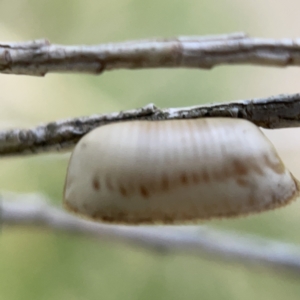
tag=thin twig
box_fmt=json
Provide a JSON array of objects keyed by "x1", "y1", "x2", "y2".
[
  {"x1": 2, "y1": 192, "x2": 300, "y2": 277},
  {"x1": 1, "y1": 93, "x2": 300, "y2": 156},
  {"x1": 2, "y1": 32, "x2": 300, "y2": 76}
]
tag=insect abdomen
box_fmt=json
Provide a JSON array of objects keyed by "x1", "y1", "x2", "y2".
[{"x1": 64, "y1": 118, "x2": 299, "y2": 224}]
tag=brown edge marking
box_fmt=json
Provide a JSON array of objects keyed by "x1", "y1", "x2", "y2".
[
  {"x1": 119, "y1": 185, "x2": 128, "y2": 197},
  {"x1": 180, "y1": 172, "x2": 188, "y2": 185},
  {"x1": 139, "y1": 185, "x2": 150, "y2": 199},
  {"x1": 263, "y1": 153, "x2": 285, "y2": 174},
  {"x1": 64, "y1": 174, "x2": 300, "y2": 224},
  {"x1": 64, "y1": 200, "x2": 79, "y2": 214},
  {"x1": 232, "y1": 158, "x2": 249, "y2": 176},
  {"x1": 92, "y1": 177, "x2": 100, "y2": 191},
  {"x1": 65, "y1": 170, "x2": 300, "y2": 224},
  {"x1": 210, "y1": 160, "x2": 263, "y2": 183},
  {"x1": 64, "y1": 180, "x2": 300, "y2": 226}
]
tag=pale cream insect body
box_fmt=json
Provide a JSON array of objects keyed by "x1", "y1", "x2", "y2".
[{"x1": 63, "y1": 118, "x2": 299, "y2": 224}]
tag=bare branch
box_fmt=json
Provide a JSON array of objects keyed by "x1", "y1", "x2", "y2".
[
  {"x1": 1, "y1": 93, "x2": 300, "y2": 156},
  {"x1": 2, "y1": 192, "x2": 300, "y2": 277},
  {"x1": 2, "y1": 32, "x2": 300, "y2": 76}
]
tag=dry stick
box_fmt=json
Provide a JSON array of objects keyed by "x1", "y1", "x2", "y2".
[
  {"x1": 1, "y1": 32, "x2": 300, "y2": 76},
  {"x1": 2, "y1": 193, "x2": 300, "y2": 277},
  {"x1": 2, "y1": 33, "x2": 300, "y2": 276},
  {"x1": 1, "y1": 93, "x2": 300, "y2": 156}
]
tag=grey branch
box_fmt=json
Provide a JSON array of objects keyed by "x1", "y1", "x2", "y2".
[
  {"x1": 2, "y1": 32, "x2": 300, "y2": 76},
  {"x1": 2, "y1": 192, "x2": 300, "y2": 277},
  {"x1": 1, "y1": 93, "x2": 300, "y2": 156}
]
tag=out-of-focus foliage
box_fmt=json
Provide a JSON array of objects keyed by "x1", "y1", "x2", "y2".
[{"x1": 1, "y1": 0, "x2": 300, "y2": 299}]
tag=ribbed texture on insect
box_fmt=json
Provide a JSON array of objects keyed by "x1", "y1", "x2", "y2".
[{"x1": 63, "y1": 118, "x2": 299, "y2": 224}]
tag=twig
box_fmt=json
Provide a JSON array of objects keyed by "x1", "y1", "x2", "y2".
[
  {"x1": 2, "y1": 192, "x2": 300, "y2": 277},
  {"x1": 1, "y1": 93, "x2": 300, "y2": 156},
  {"x1": 1, "y1": 32, "x2": 300, "y2": 76}
]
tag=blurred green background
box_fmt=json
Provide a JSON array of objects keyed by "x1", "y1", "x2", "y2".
[{"x1": 1, "y1": 0, "x2": 300, "y2": 299}]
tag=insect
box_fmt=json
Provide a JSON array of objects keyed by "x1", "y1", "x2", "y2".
[{"x1": 63, "y1": 118, "x2": 299, "y2": 224}]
